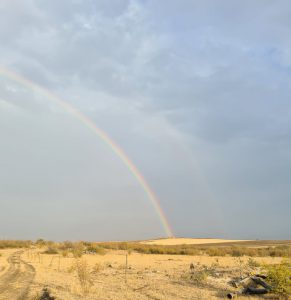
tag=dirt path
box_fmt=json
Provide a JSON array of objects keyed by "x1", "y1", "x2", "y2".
[{"x1": 0, "y1": 251, "x2": 35, "y2": 300}]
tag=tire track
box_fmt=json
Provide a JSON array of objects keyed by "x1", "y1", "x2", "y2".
[{"x1": 0, "y1": 251, "x2": 35, "y2": 299}]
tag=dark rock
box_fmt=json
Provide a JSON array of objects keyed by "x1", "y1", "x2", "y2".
[{"x1": 39, "y1": 288, "x2": 55, "y2": 300}]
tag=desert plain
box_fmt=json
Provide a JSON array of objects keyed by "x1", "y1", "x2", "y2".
[{"x1": 0, "y1": 238, "x2": 290, "y2": 299}]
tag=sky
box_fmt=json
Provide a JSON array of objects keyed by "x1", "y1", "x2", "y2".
[{"x1": 0, "y1": 0, "x2": 290, "y2": 241}]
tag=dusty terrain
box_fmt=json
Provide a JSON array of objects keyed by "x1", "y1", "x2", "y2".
[
  {"x1": 0, "y1": 240, "x2": 289, "y2": 299},
  {"x1": 0, "y1": 249, "x2": 15, "y2": 277},
  {"x1": 24, "y1": 251, "x2": 280, "y2": 299},
  {"x1": 25, "y1": 250, "x2": 282, "y2": 299},
  {"x1": 0, "y1": 250, "x2": 35, "y2": 299}
]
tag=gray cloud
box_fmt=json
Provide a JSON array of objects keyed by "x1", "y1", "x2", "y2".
[{"x1": 0, "y1": 0, "x2": 290, "y2": 240}]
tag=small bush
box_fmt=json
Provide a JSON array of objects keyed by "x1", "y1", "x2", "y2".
[
  {"x1": 75, "y1": 259, "x2": 92, "y2": 295},
  {"x1": 190, "y1": 270, "x2": 208, "y2": 284},
  {"x1": 67, "y1": 265, "x2": 76, "y2": 273},
  {"x1": 35, "y1": 239, "x2": 47, "y2": 247},
  {"x1": 61, "y1": 249, "x2": 69, "y2": 257},
  {"x1": 247, "y1": 257, "x2": 260, "y2": 268},
  {"x1": 59, "y1": 241, "x2": 73, "y2": 251},
  {"x1": 118, "y1": 242, "x2": 128, "y2": 250},
  {"x1": 72, "y1": 243, "x2": 84, "y2": 258},
  {"x1": 43, "y1": 247, "x2": 59, "y2": 254},
  {"x1": 265, "y1": 260, "x2": 291, "y2": 297},
  {"x1": 86, "y1": 245, "x2": 105, "y2": 255},
  {"x1": 231, "y1": 247, "x2": 243, "y2": 257},
  {"x1": 92, "y1": 263, "x2": 103, "y2": 273}
]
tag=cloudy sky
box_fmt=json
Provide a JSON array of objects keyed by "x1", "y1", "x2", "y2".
[{"x1": 0, "y1": 0, "x2": 290, "y2": 241}]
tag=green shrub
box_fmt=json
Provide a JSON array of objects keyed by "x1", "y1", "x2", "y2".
[{"x1": 265, "y1": 260, "x2": 291, "y2": 297}]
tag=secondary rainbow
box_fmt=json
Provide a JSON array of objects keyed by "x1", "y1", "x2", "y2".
[{"x1": 0, "y1": 66, "x2": 174, "y2": 237}]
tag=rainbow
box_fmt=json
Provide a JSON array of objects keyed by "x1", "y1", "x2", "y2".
[{"x1": 0, "y1": 66, "x2": 174, "y2": 237}]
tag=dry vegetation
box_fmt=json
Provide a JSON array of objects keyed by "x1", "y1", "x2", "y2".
[
  {"x1": 142, "y1": 238, "x2": 251, "y2": 245},
  {"x1": 98, "y1": 240, "x2": 291, "y2": 257},
  {"x1": 0, "y1": 239, "x2": 290, "y2": 299},
  {"x1": 0, "y1": 240, "x2": 32, "y2": 249}
]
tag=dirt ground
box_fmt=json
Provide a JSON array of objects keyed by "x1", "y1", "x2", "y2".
[
  {"x1": 0, "y1": 247, "x2": 286, "y2": 300},
  {"x1": 0, "y1": 249, "x2": 16, "y2": 277},
  {"x1": 19, "y1": 250, "x2": 282, "y2": 300},
  {"x1": 0, "y1": 250, "x2": 35, "y2": 299}
]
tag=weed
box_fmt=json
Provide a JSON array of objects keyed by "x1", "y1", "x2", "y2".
[
  {"x1": 191, "y1": 270, "x2": 209, "y2": 284},
  {"x1": 86, "y1": 245, "x2": 105, "y2": 255},
  {"x1": 61, "y1": 249, "x2": 69, "y2": 257},
  {"x1": 43, "y1": 247, "x2": 59, "y2": 254},
  {"x1": 67, "y1": 265, "x2": 76, "y2": 273},
  {"x1": 75, "y1": 258, "x2": 93, "y2": 295},
  {"x1": 91, "y1": 262, "x2": 103, "y2": 273},
  {"x1": 72, "y1": 242, "x2": 84, "y2": 258},
  {"x1": 247, "y1": 257, "x2": 260, "y2": 268}
]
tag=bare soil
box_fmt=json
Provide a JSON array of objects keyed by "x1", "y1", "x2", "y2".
[
  {"x1": 24, "y1": 249, "x2": 283, "y2": 300},
  {"x1": 0, "y1": 251, "x2": 35, "y2": 300}
]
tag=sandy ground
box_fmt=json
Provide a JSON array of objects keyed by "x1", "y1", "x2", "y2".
[
  {"x1": 0, "y1": 249, "x2": 18, "y2": 277},
  {"x1": 18, "y1": 249, "x2": 281, "y2": 300},
  {"x1": 142, "y1": 238, "x2": 251, "y2": 245},
  {"x1": 0, "y1": 251, "x2": 35, "y2": 299}
]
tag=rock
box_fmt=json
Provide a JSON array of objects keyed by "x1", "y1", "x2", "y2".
[{"x1": 38, "y1": 288, "x2": 55, "y2": 300}]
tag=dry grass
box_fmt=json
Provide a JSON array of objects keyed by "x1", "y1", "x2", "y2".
[
  {"x1": 75, "y1": 258, "x2": 93, "y2": 295},
  {"x1": 142, "y1": 238, "x2": 251, "y2": 245},
  {"x1": 0, "y1": 240, "x2": 290, "y2": 299},
  {"x1": 21, "y1": 248, "x2": 286, "y2": 300},
  {"x1": 99, "y1": 241, "x2": 291, "y2": 257},
  {"x1": 0, "y1": 240, "x2": 32, "y2": 249}
]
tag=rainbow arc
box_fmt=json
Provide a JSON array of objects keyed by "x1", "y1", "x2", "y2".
[{"x1": 0, "y1": 67, "x2": 174, "y2": 237}]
